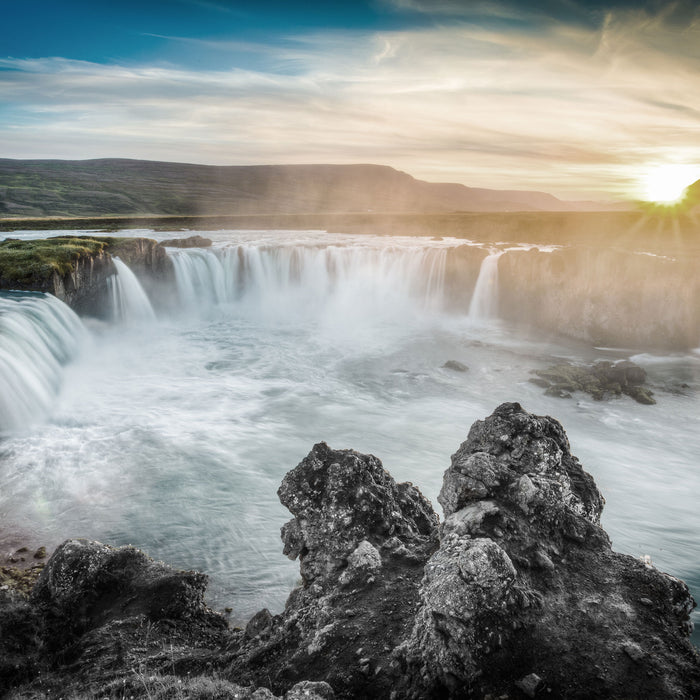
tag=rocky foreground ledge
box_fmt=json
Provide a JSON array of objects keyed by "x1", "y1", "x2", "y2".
[{"x1": 1, "y1": 403, "x2": 698, "y2": 699}]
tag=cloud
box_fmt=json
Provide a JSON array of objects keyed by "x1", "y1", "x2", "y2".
[{"x1": 1, "y1": 5, "x2": 699, "y2": 199}]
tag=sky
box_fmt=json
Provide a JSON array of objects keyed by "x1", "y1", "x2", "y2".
[{"x1": 2, "y1": 0, "x2": 700, "y2": 200}]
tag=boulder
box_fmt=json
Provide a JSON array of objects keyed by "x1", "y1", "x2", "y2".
[
  {"x1": 278, "y1": 442, "x2": 437, "y2": 587},
  {"x1": 442, "y1": 360, "x2": 469, "y2": 372},
  {"x1": 530, "y1": 359, "x2": 656, "y2": 404}
]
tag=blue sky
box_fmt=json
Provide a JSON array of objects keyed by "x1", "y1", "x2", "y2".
[{"x1": 2, "y1": 0, "x2": 700, "y2": 198}]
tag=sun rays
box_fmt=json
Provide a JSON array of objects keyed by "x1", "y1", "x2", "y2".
[{"x1": 640, "y1": 164, "x2": 700, "y2": 205}]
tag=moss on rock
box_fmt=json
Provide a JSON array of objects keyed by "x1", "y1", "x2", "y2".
[{"x1": 0, "y1": 236, "x2": 133, "y2": 285}]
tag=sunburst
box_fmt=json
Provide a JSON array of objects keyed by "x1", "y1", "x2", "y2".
[{"x1": 640, "y1": 164, "x2": 700, "y2": 205}]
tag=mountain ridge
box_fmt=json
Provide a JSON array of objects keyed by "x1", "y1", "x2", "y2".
[{"x1": 0, "y1": 158, "x2": 627, "y2": 218}]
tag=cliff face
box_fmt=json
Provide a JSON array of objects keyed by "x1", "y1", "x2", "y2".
[
  {"x1": 1, "y1": 404, "x2": 697, "y2": 699},
  {"x1": 485, "y1": 246, "x2": 699, "y2": 350},
  {"x1": 0, "y1": 236, "x2": 172, "y2": 317},
  {"x1": 50, "y1": 249, "x2": 115, "y2": 316}
]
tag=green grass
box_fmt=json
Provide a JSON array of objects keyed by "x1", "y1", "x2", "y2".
[{"x1": 0, "y1": 236, "x2": 132, "y2": 283}]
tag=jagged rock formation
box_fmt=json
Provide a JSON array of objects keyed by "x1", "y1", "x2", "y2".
[
  {"x1": 395, "y1": 403, "x2": 694, "y2": 698},
  {"x1": 0, "y1": 404, "x2": 697, "y2": 699}
]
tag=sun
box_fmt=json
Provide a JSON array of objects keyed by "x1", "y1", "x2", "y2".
[{"x1": 640, "y1": 164, "x2": 700, "y2": 204}]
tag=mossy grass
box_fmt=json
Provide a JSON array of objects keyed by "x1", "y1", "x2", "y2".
[{"x1": 0, "y1": 235, "x2": 135, "y2": 283}]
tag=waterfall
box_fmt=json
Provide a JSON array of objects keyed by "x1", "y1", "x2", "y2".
[
  {"x1": 168, "y1": 244, "x2": 448, "y2": 320},
  {"x1": 468, "y1": 250, "x2": 504, "y2": 321},
  {"x1": 170, "y1": 249, "x2": 228, "y2": 312},
  {"x1": 0, "y1": 292, "x2": 86, "y2": 433},
  {"x1": 108, "y1": 257, "x2": 157, "y2": 323}
]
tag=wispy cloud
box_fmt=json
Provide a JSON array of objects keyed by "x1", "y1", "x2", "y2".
[{"x1": 1, "y1": 6, "x2": 699, "y2": 198}]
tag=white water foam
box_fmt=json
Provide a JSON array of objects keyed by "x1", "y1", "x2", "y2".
[
  {"x1": 108, "y1": 257, "x2": 157, "y2": 324},
  {"x1": 0, "y1": 292, "x2": 86, "y2": 433},
  {"x1": 0, "y1": 230, "x2": 698, "y2": 644}
]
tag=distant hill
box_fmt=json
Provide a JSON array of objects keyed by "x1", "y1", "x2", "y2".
[
  {"x1": 684, "y1": 179, "x2": 700, "y2": 208},
  {"x1": 0, "y1": 159, "x2": 626, "y2": 218}
]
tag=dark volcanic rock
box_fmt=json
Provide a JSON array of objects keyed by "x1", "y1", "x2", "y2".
[
  {"x1": 230, "y1": 416, "x2": 698, "y2": 698},
  {"x1": 395, "y1": 403, "x2": 696, "y2": 698},
  {"x1": 227, "y1": 442, "x2": 439, "y2": 697},
  {"x1": 32, "y1": 539, "x2": 221, "y2": 643},
  {"x1": 1, "y1": 405, "x2": 698, "y2": 699},
  {"x1": 160, "y1": 234, "x2": 213, "y2": 247},
  {"x1": 278, "y1": 441, "x2": 437, "y2": 587},
  {"x1": 531, "y1": 359, "x2": 656, "y2": 404},
  {"x1": 442, "y1": 360, "x2": 469, "y2": 372}
]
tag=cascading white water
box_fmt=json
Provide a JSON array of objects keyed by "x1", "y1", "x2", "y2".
[
  {"x1": 108, "y1": 257, "x2": 157, "y2": 323},
  {"x1": 1, "y1": 230, "x2": 699, "y2": 646},
  {"x1": 468, "y1": 250, "x2": 504, "y2": 321},
  {"x1": 170, "y1": 244, "x2": 448, "y2": 325},
  {"x1": 0, "y1": 292, "x2": 86, "y2": 433}
]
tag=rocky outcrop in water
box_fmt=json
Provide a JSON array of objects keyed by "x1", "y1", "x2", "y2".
[
  {"x1": 530, "y1": 359, "x2": 656, "y2": 404},
  {"x1": 1, "y1": 404, "x2": 698, "y2": 699}
]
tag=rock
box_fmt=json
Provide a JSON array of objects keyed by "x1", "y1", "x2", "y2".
[
  {"x1": 285, "y1": 681, "x2": 335, "y2": 699},
  {"x1": 278, "y1": 442, "x2": 437, "y2": 587},
  {"x1": 160, "y1": 235, "x2": 213, "y2": 248},
  {"x1": 31, "y1": 539, "x2": 225, "y2": 650},
  {"x1": 224, "y1": 443, "x2": 438, "y2": 698},
  {"x1": 516, "y1": 673, "x2": 544, "y2": 697},
  {"x1": 0, "y1": 587, "x2": 42, "y2": 690},
  {"x1": 531, "y1": 360, "x2": 656, "y2": 404},
  {"x1": 1, "y1": 404, "x2": 698, "y2": 699},
  {"x1": 246, "y1": 608, "x2": 276, "y2": 640},
  {"x1": 0, "y1": 564, "x2": 45, "y2": 596},
  {"x1": 339, "y1": 540, "x2": 383, "y2": 587},
  {"x1": 497, "y1": 245, "x2": 700, "y2": 351},
  {"x1": 443, "y1": 360, "x2": 469, "y2": 372},
  {"x1": 394, "y1": 403, "x2": 697, "y2": 698}
]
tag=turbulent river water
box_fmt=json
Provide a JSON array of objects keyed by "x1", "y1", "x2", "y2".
[{"x1": 1, "y1": 229, "x2": 699, "y2": 642}]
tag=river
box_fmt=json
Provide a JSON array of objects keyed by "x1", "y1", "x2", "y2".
[{"x1": 1, "y1": 228, "x2": 698, "y2": 643}]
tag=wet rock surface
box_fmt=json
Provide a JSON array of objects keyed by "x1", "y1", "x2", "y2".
[
  {"x1": 530, "y1": 359, "x2": 656, "y2": 404},
  {"x1": 443, "y1": 360, "x2": 469, "y2": 372},
  {"x1": 1, "y1": 404, "x2": 698, "y2": 699},
  {"x1": 0, "y1": 235, "x2": 174, "y2": 317}
]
